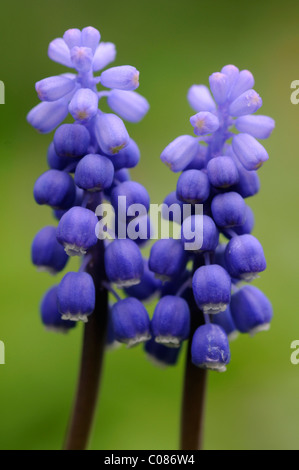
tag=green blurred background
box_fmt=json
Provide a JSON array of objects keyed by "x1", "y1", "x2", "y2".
[{"x1": 0, "y1": 0, "x2": 298, "y2": 450}]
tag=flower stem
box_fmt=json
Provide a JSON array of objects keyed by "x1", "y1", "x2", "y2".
[
  {"x1": 64, "y1": 242, "x2": 108, "y2": 450},
  {"x1": 180, "y1": 335, "x2": 208, "y2": 450},
  {"x1": 180, "y1": 256, "x2": 207, "y2": 450}
]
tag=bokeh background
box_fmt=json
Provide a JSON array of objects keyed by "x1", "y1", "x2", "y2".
[{"x1": 0, "y1": 0, "x2": 298, "y2": 450}]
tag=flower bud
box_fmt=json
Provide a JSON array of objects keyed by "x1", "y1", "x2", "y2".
[
  {"x1": 160, "y1": 135, "x2": 199, "y2": 172},
  {"x1": 36, "y1": 75, "x2": 76, "y2": 102},
  {"x1": 192, "y1": 264, "x2": 231, "y2": 314},
  {"x1": 93, "y1": 42, "x2": 116, "y2": 71},
  {"x1": 149, "y1": 239, "x2": 187, "y2": 282},
  {"x1": 235, "y1": 115, "x2": 275, "y2": 139},
  {"x1": 221, "y1": 65, "x2": 239, "y2": 94},
  {"x1": 232, "y1": 133, "x2": 268, "y2": 170},
  {"x1": 70, "y1": 46, "x2": 93, "y2": 72},
  {"x1": 100, "y1": 66, "x2": 139, "y2": 91},
  {"x1": 95, "y1": 113, "x2": 130, "y2": 155},
  {"x1": 81, "y1": 26, "x2": 101, "y2": 52},
  {"x1": 187, "y1": 84, "x2": 216, "y2": 112},
  {"x1": 104, "y1": 239, "x2": 144, "y2": 287},
  {"x1": 63, "y1": 29, "x2": 82, "y2": 49},
  {"x1": 75, "y1": 154, "x2": 114, "y2": 191},
  {"x1": 209, "y1": 72, "x2": 229, "y2": 105},
  {"x1": 191, "y1": 324, "x2": 231, "y2": 372},
  {"x1": 229, "y1": 90, "x2": 262, "y2": 117},
  {"x1": 211, "y1": 192, "x2": 246, "y2": 228},
  {"x1": 32, "y1": 226, "x2": 68, "y2": 274},
  {"x1": 48, "y1": 38, "x2": 72, "y2": 67},
  {"x1": 225, "y1": 234, "x2": 266, "y2": 281},
  {"x1": 54, "y1": 123, "x2": 91, "y2": 158},
  {"x1": 41, "y1": 286, "x2": 76, "y2": 332},
  {"x1": 58, "y1": 272, "x2": 95, "y2": 322},
  {"x1": 57, "y1": 207, "x2": 98, "y2": 256},
  {"x1": 69, "y1": 88, "x2": 98, "y2": 122},
  {"x1": 112, "y1": 298, "x2": 151, "y2": 347},
  {"x1": 190, "y1": 111, "x2": 219, "y2": 136},
  {"x1": 176, "y1": 169, "x2": 210, "y2": 204},
  {"x1": 207, "y1": 156, "x2": 239, "y2": 188},
  {"x1": 27, "y1": 98, "x2": 69, "y2": 134},
  {"x1": 181, "y1": 215, "x2": 219, "y2": 252},
  {"x1": 230, "y1": 286, "x2": 273, "y2": 336},
  {"x1": 107, "y1": 90, "x2": 149, "y2": 123},
  {"x1": 106, "y1": 138, "x2": 140, "y2": 170},
  {"x1": 151, "y1": 296, "x2": 190, "y2": 348},
  {"x1": 229, "y1": 70, "x2": 254, "y2": 102},
  {"x1": 33, "y1": 169, "x2": 76, "y2": 209}
]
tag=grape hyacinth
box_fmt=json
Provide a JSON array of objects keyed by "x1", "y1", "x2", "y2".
[
  {"x1": 29, "y1": 26, "x2": 150, "y2": 450},
  {"x1": 157, "y1": 65, "x2": 274, "y2": 375},
  {"x1": 157, "y1": 66, "x2": 274, "y2": 449}
]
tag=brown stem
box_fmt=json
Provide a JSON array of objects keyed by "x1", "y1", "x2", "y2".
[
  {"x1": 64, "y1": 242, "x2": 108, "y2": 451},
  {"x1": 180, "y1": 254, "x2": 208, "y2": 451},
  {"x1": 180, "y1": 338, "x2": 208, "y2": 450}
]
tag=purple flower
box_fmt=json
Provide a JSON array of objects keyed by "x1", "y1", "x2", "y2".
[
  {"x1": 41, "y1": 286, "x2": 76, "y2": 333},
  {"x1": 160, "y1": 135, "x2": 199, "y2": 172},
  {"x1": 192, "y1": 265, "x2": 231, "y2": 314},
  {"x1": 58, "y1": 272, "x2": 96, "y2": 323},
  {"x1": 176, "y1": 169, "x2": 210, "y2": 204},
  {"x1": 104, "y1": 239, "x2": 144, "y2": 288},
  {"x1": 151, "y1": 296, "x2": 190, "y2": 348},
  {"x1": 28, "y1": 26, "x2": 149, "y2": 139},
  {"x1": 57, "y1": 207, "x2": 98, "y2": 256},
  {"x1": 159, "y1": 64, "x2": 274, "y2": 372},
  {"x1": 149, "y1": 239, "x2": 187, "y2": 282},
  {"x1": 191, "y1": 324, "x2": 231, "y2": 372},
  {"x1": 74, "y1": 154, "x2": 114, "y2": 191},
  {"x1": 32, "y1": 226, "x2": 68, "y2": 274},
  {"x1": 111, "y1": 298, "x2": 151, "y2": 347},
  {"x1": 33, "y1": 170, "x2": 76, "y2": 209},
  {"x1": 190, "y1": 111, "x2": 219, "y2": 136},
  {"x1": 230, "y1": 286, "x2": 273, "y2": 336},
  {"x1": 30, "y1": 27, "x2": 150, "y2": 347}
]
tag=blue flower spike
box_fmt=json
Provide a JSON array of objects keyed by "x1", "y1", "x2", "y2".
[
  {"x1": 159, "y1": 64, "x2": 274, "y2": 373},
  {"x1": 29, "y1": 26, "x2": 150, "y2": 344}
]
